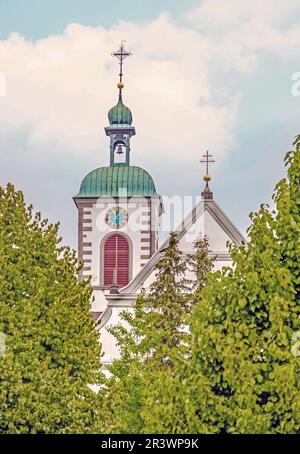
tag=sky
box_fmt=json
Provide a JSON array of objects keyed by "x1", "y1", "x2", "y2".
[{"x1": 0, "y1": 0, "x2": 299, "y2": 249}]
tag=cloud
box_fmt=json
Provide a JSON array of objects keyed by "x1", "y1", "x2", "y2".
[
  {"x1": 0, "y1": 14, "x2": 240, "y2": 170},
  {"x1": 185, "y1": 0, "x2": 300, "y2": 70},
  {"x1": 0, "y1": 4, "x2": 298, "y2": 169},
  {"x1": 0, "y1": 3, "x2": 299, "y2": 247},
  {"x1": 186, "y1": 0, "x2": 300, "y2": 29}
]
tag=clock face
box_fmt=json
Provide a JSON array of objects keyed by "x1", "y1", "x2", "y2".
[{"x1": 105, "y1": 206, "x2": 128, "y2": 229}]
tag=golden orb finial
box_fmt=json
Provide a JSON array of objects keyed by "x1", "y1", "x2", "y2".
[
  {"x1": 203, "y1": 174, "x2": 211, "y2": 183},
  {"x1": 117, "y1": 82, "x2": 124, "y2": 89}
]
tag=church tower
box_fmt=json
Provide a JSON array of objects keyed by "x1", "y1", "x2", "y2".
[{"x1": 74, "y1": 43, "x2": 162, "y2": 313}]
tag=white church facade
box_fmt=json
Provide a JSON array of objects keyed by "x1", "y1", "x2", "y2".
[{"x1": 73, "y1": 43, "x2": 245, "y2": 365}]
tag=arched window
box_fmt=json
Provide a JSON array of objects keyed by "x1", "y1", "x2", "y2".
[
  {"x1": 103, "y1": 234, "x2": 129, "y2": 287},
  {"x1": 113, "y1": 141, "x2": 126, "y2": 164}
]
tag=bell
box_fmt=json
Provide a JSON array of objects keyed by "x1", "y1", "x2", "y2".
[{"x1": 116, "y1": 144, "x2": 123, "y2": 155}]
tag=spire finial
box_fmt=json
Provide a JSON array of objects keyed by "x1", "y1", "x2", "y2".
[
  {"x1": 112, "y1": 41, "x2": 132, "y2": 101},
  {"x1": 200, "y1": 151, "x2": 215, "y2": 199}
]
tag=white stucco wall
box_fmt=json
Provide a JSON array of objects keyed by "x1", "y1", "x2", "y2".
[
  {"x1": 78, "y1": 196, "x2": 161, "y2": 312},
  {"x1": 98, "y1": 205, "x2": 240, "y2": 363}
]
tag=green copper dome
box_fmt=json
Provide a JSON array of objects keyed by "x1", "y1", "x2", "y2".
[
  {"x1": 75, "y1": 164, "x2": 158, "y2": 198},
  {"x1": 108, "y1": 99, "x2": 133, "y2": 126}
]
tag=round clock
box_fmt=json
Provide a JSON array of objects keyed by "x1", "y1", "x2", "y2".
[{"x1": 105, "y1": 206, "x2": 128, "y2": 229}]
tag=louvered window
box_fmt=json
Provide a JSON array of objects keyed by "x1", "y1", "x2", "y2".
[{"x1": 104, "y1": 234, "x2": 129, "y2": 287}]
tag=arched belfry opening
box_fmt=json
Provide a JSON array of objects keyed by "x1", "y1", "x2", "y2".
[
  {"x1": 113, "y1": 140, "x2": 127, "y2": 164},
  {"x1": 103, "y1": 233, "x2": 130, "y2": 288}
]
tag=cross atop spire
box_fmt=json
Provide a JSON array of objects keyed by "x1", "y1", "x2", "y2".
[
  {"x1": 200, "y1": 151, "x2": 215, "y2": 200},
  {"x1": 200, "y1": 150, "x2": 215, "y2": 176},
  {"x1": 106, "y1": 42, "x2": 135, "y2": 166},
  {"x1": 112, "y1": 41, "x2": 132, "y2": 100}
]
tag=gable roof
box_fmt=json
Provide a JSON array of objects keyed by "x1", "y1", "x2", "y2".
[{"x1": 106, "y1": 197, "x2": 246, "y2": 299}]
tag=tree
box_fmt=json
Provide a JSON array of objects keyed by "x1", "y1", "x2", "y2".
[
  {"x1": 99, "y1": 232, "x2": 187, "y2": 433},
  {"x1": 100, "y1": 233, "x2": 214, "y2": 434},
  {"x1": 187, "y1": 235, "x2": 216, "y2": 298},
  {"x1": 0, "y1": 184, "x2": 103, "y2": 434},
  {"x1": 171, "y1": 135, "x2": 300, "y2": 433},
  {"x1": 140, "y1": 235, "x2": 215, "y2": 434}
]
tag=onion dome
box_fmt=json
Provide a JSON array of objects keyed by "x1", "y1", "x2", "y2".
[{"x1": 108, "y1": 99, "x2": 133, "y2": 126}]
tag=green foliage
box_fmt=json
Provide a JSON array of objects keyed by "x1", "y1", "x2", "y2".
[
  {"x1": 140, "y1": 236, "x2": 215, "y2": 434},
  {"x1": 0, "y1": 184, "x2": 103, "y2": 434},
  {"x1": 100, "y1": 233, "x2": 214, "y2": 433},
  {"x1": 102, "y1": 136, "x2": 300, "y2": 434},
  {"x1": 188, "y1": 236, "x2": 216, "y2": 294},
  {"x1": 3, "y1": 134, "x2": 299, "y2": 434},
  {"x1": 171, "y1": 135, "x2": 300, "y2": 434}
]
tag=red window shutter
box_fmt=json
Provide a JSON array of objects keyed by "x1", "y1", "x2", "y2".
[{"x1": 104, "y1": 234, "x2": 129, "y2": 287}]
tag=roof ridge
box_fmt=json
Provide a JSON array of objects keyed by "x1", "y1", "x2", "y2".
[{"x1": 113, "y1": 198, "x2": 245, "y2": 296}]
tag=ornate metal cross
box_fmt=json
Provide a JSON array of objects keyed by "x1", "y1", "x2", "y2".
[
  {"x1": 112, "y1": 41, "x2": 132, "y2": 84},
  {"x1": 200, "y1": 150, "x2": 215, "y2": 175}
]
